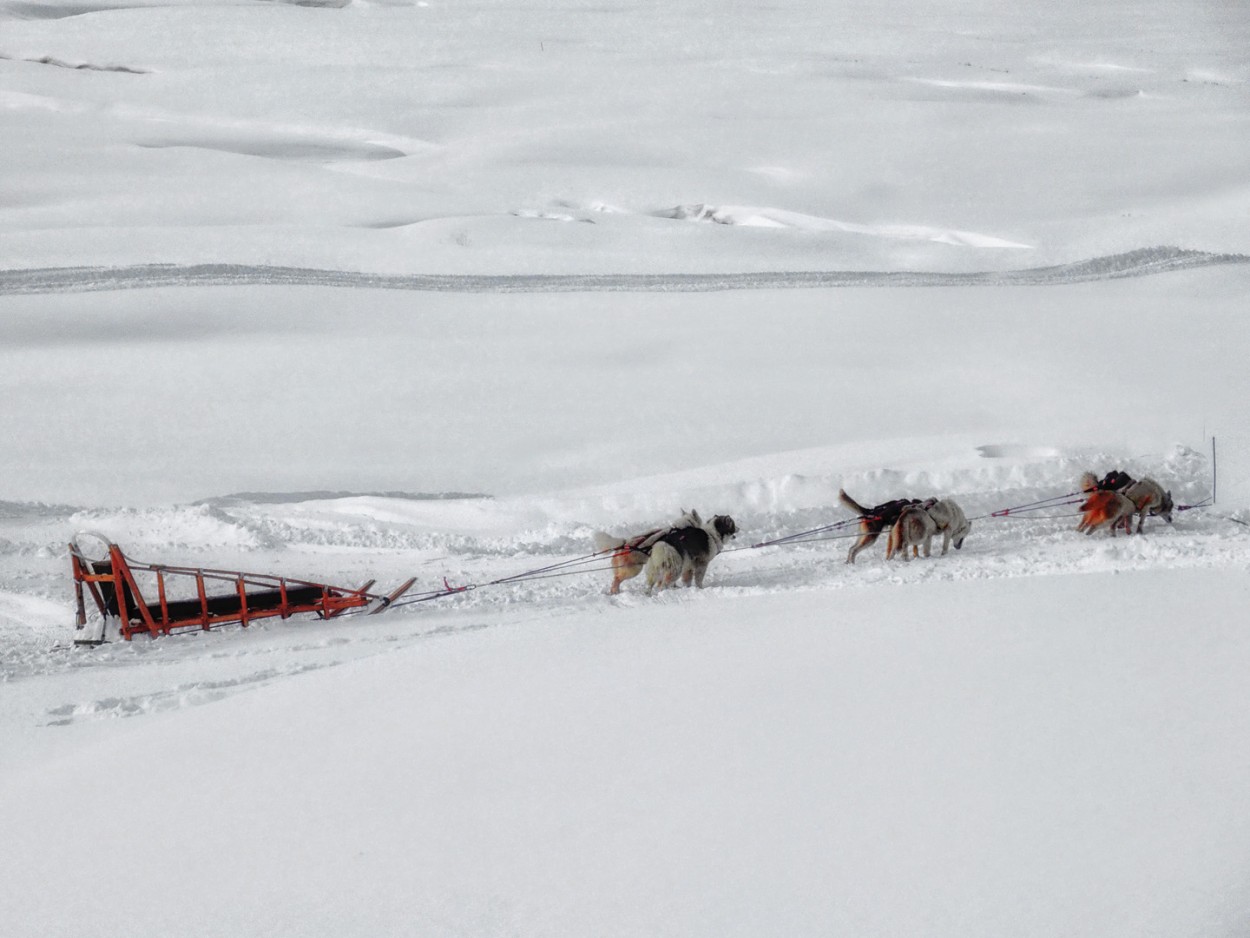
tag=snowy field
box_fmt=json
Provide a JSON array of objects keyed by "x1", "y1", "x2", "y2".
[{"x1": 3, "y1": 1, "x2": 1250, "y2": 936}]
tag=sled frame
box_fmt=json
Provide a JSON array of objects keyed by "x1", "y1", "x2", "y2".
[{"x1": 69, "y1": 534, "x2": 414, "y2": 643}]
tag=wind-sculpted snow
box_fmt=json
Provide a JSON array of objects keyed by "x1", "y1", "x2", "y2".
[{"x1": 1, "y1": 247, "x2": 1246, "y2": 296}]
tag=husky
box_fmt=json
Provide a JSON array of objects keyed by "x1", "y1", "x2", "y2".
[
  {"x1": 643, "y1": 509, "x2": 737, "y2": 593},
  {"x1": 885, "y1": 503, "x2": 938, "y2": 561},
  {"x1": 925, "y1": 498, "x2": 972, "y2": 554},
  {"x1": 1121, "y1": 477, "x2": 1174, "y2": 533},
  {"x1": 838, "y1": 489, "x2": 923, "y2": 563},
  {"x1": 1077, "y1": 490, "x2": 1137, "y2": 536},
  {"x1": 593, "y1": 525, "x2": 668, "y2": 595}
]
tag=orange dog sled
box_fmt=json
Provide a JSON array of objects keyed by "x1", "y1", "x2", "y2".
[{"x1": 69, "y1": 533, "x2": 415, "y2": 644}]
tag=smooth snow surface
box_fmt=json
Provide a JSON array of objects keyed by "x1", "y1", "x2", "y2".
[{"x1": 3, "y1": 1, "x2": 1250, "y2": 936}]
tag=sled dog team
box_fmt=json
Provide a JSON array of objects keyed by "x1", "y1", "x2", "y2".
[{"x1": 594, "y1": 469, "x2": 1174, "y2": 594}]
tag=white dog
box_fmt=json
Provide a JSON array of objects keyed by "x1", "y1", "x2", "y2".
[{"x1": 924, "y1": 498, "x2": 972, "y2": 554}]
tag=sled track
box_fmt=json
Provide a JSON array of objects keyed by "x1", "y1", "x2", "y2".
[{"x1": 1, "y1": 247, "x2": 1247, "y2": 296}]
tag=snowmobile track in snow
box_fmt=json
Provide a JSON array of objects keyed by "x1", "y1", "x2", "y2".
[{"x1": 1, "y1": 247, "x2": 1247, "y2": 296}]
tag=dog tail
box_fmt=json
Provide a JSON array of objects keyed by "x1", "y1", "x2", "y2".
[
  {"x1": 592, "y1": 531, "x2": 626, "y2": 554},
  {"x1": 1078, "y1": 471, "x2": 1099, "y2": 493},
  {"x1": 838, "y1": 488, "x2": 868, "y2": 516}
]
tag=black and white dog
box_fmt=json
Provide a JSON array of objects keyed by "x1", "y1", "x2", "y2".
[{"x1": 644, "y1": 509, "x2": 738, "y2": 593}]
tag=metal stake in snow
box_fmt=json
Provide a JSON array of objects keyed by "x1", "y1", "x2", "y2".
[{"x1": 1212, "y1": 435, "x2": 1217, "y2": 506}]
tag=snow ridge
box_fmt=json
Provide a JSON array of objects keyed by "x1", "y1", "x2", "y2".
[{"x1": 1, "y1": 247, "x2": 1246, "y2": 296}]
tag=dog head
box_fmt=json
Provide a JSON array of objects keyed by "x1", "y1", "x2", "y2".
[{"x1": 711, "y1": 515, "x2": 737, "y2": 541}]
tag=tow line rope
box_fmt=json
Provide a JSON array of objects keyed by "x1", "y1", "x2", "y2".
[
  {"x1": 747, "y1": 516, "x2": 863, "y2": 549},
  {"x1": 380, "y1": 548, "x2": 622, "y2": 611},
  {"x1": 485, "y1": 550, "x2": 619, "y2": 587},
  {"x1": 979, "y1": 492, "x2": 1084, "y2": 520},
  {"x1": 1173, "y1": 496, "x2": 1249, "y2": 527},
  {"x1": 1177, "y1": 496, "x2": 1213, "y2": 512}
]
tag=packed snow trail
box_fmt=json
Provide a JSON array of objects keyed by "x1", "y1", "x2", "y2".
[
  {"x1": 3, "y1": 439, "x2": 1244, "y2": 686},
  {"x1": 1, "y1": 248, "x2": 1247, "y2": 296}
]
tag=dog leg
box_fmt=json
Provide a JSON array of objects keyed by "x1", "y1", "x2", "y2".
[
  {"x1": 885, "y1": 528, "x2": 899, "y2": 561},
  {"x1": 848, "y1": 532, "x2": 876, "y2": 564},
  {"x1": 848, "y1": 535, "x2": 869, "y2": 563}
]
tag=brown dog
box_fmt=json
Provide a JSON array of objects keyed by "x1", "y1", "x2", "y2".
[
  {"x1": 1076, "y1": 490, "x2": 1136, "y2": 536},
  {"x1": 886, "y1": 504, "x2": 938, "y2": 560},
  {"x1": 838, "y1": 489, "x2": 924, "y2": 563},
  {"x1": 593, "y1": 527, "x2": 665, "y2": 594}
]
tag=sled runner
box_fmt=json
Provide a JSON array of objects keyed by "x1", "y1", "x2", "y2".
[{"x1": 69, "y1": 533, "x2": 416, "y2": 644}]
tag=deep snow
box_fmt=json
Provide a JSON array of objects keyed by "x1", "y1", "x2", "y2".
[
  {"x1": 3, "y1": 0, "x2": 1250, "y2": 935},
  {"x1": 5, "y1": 570, "x2": 1250, "y2": 938}
]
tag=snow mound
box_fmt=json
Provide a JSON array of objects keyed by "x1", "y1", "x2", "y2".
[{"x1": 660, "y1": 203, "x2": 1033, "y2": 249}]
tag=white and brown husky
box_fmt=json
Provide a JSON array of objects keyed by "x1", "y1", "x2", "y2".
[
  {"x1": 593, "y1": 524, "x2": 669, "y2": 594},
  {"x1": 885, "y1": 503, "x2": 938, "y2": 561},
  {"x1": 1076, "y1": 490, "x2": 1137, "y2": 536},
  {"x1": 1121, "y1": 478, "x2": 1174, "y2": 533}
]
